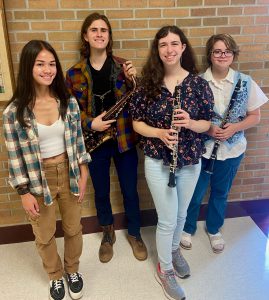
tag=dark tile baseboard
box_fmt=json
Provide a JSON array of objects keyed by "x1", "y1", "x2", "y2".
[
  {"x1": 0, "y1": 199, "x2": 268, "y2": 244},
  {"x1": 0, "y1": 209, "x2": 158, "y2": 245}
]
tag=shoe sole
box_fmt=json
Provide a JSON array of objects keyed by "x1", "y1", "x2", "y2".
[
  {"x1": 174, "y1": 268, "x2": 190, "y2": 279},
  {"x1": 154, "y1": 273, "x2": 186, "y2": 300},
  {"x1": 49, "y1": 294, "x2": 66, "y2": 300},
  {"x1": 69, "y1": 287, "x2": 83, "y2": 300},
  {"x1": 179, "y1": 242, "x2": 192, "y2": 250},
  {"x1": 99, "y1": 257, "x2": 113, "y2": 263},
  {"x1": 212, "y1": 247, "x2": 224, "y2": 254},
  {"x1": 132, "y1": 254, "x2": 148, "y2": 261}
]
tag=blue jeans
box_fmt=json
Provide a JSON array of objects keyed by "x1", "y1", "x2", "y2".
[
  {"x1": 145, "y1": 156, "x2": 201, "y2": 271},
  {"x1": 184, "y1": 154, "x2": 244, "y2": 235},
  {"x1": 89, "y1": 139, "x2": 141, "y2": 237}
]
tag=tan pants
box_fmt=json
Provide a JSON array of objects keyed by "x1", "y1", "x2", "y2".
[{"x1": 29, "y1": 159, "x2": 82, "y2": 280}]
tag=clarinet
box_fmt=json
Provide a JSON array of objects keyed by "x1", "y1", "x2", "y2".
[
  {"x1": 168, "y1": 85, "x2": 181, "y2": 188},
  {"x1": 204, "y1": 79, "x2": 242, "y2": 174},
  {"x1": 203, "y1": 117, "x2": 227, "y2": 174}
]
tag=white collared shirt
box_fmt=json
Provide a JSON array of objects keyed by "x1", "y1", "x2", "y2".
[{"x1": 202, "y1": 67, "x2": 268, "y2": 160}]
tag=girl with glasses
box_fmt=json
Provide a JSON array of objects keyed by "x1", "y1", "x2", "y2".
[{"x1": 181, "y1": 34, "x2": 268, "y2": 254}]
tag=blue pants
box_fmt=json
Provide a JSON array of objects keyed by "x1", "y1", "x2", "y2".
[
  {"x1": 145, "y1": 156, "x2": 201, "y2": 270},
  {"x1": 184, "y1": 154, "x2": 244, "y2": 235},
  {"x1": 89, "y1": 139, "x2": 141, "y2": 237}
]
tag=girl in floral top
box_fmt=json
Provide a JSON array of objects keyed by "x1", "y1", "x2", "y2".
[{"x1": 129, "y1": 26, "x2": 214, "y2": 300}]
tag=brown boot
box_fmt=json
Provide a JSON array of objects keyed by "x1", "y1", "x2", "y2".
[
  {"x1": 99, "y1": 225, "x2": 116, "y2": 263},
  {"x1": 127, "y1": 234, "x2": 148, "y2": 261}
]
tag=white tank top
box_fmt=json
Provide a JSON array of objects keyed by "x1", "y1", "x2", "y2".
[{"x1": 37, "y1": 117, "x2": 66, "y2": 159}]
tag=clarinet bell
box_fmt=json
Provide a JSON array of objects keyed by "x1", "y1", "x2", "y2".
[
  {"x1": 204, "y1": 159, "x2": 215, "y2": 174},
  {"x1": 168, "y1": 172, "x2": 176, "y2": 187}
]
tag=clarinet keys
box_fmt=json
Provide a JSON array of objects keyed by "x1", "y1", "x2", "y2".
[{"x1": 168, "y1": 85, "x2": 181, "y2": 188}]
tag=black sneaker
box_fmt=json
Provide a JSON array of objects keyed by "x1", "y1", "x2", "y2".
[
  {"x1": 66, "y1": 272, "x2": 83, "y2": 299},
  {"x1": 49, "y1": 278, "x2": 66, "y2": 300}
]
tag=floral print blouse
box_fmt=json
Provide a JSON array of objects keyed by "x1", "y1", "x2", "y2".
[{"x1": 129, "y1": 73, "x2": 214, "y2": 169}]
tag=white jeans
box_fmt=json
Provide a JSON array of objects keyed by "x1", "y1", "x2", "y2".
[{"x1": 145, "y1": 156, "x2": 201, "y2": 271}]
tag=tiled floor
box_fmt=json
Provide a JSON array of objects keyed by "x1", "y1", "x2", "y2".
[
  {"x1": 1, "y1": 216, "x2": 269, "y2": 300},
  {"x1": 199, "y1": 199, "x2": 269, "y2": 238},
  {"x1": 237, "y1": 200, "x2": 269, "y2": 238}
]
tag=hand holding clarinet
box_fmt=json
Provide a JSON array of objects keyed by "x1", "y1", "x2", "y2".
[
  {"x1": 204, "y1": 79, "x2": 241, "y2": 174},
  {"x1": 167, "y1": 85, "x2": 195, "y2": 187}
]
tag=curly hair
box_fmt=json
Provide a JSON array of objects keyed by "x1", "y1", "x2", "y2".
[
  {"x1": 205, "y1": 33, "x2": 240, "y2": 67},
  {"x1": 80, "y1": 12, "x2": 113, "y2": 58},
  {"x1": 141, "y1": 25, "x2": 198, "y2": 99}
]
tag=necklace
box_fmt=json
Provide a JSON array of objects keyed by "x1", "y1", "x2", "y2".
[
  {"x1": 94, "y1": 89, "x2": 111, "y2": 100},
  {"x1": 94, "y1": 89, "x2": 111, "y2": 111}
]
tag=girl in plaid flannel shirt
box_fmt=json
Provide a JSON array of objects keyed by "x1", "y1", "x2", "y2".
[{"x1": 3, "y1": 40, "x2": 91, "y2": 300}]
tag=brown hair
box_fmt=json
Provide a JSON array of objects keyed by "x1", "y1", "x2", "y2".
[
  {"x1": 80, "y1": 12, "x2": 113, "y2": 58},
  {"x1": 141, "y1": 25, "x2": 198, "y2": 99},
  {"x1": 205, "y1": 34, "x2": 239, "y2": 66}
]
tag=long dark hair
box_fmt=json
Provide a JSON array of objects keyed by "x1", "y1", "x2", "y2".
[
  {"x1": 7, "y1": 40, "x2": 69, "y2": 127},
  {"x1": 141, "y1": 25, "x2": 198, "y2": 99},
  {"x1": 80, "y1": 12, "x2": 113, "y2": 58}
]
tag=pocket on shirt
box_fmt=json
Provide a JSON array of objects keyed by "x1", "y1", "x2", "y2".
[
  {"x1": 16, "y1": 129, "x2": 32, "y2": 150},
  {"x1": 17, "y1": 127, "x2": 37, "y2": 144}
]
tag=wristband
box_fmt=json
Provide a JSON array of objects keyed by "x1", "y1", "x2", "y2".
[{"x1": 17, "y1": 186, "x2": 30, "y2": 195}]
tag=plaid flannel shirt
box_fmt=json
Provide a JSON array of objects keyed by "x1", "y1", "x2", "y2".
[
  {"x1": 66, "y1": 55, "x2": 138, "y2": 153},
  {"x1": 3, "y1": 97, "x2": 91, "y2": 206}
]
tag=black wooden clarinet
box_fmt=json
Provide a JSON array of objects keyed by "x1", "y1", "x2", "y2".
[
  {"x1": 204, "y1": 79, "x2": 242, "y2": 174},
  {"x1": 168, "y1": 85, "x2": 181, "y2": 187}
]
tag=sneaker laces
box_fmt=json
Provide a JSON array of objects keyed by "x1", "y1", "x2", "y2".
[
  {"x1": 52, "y1": 279, "x2": 64, "y2": 293},
  {"x1": 163, "y1": 269, "x2": 178, "y2": 289},
  {"x1": 69, "y1": 272, "x2": 79, "y2": 283}
]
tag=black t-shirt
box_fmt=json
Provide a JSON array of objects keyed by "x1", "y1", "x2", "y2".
[{"x1": 89, "y1": 56, "x2": 116, "y2": 115}]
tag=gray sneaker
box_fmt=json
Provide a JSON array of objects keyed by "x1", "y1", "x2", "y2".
[
  {"x1": 155, "y1": 263, "x2": 186, "y2": 300},
  {"x1": 172, "y1": 248, "x2": 190, "y2": 279}
]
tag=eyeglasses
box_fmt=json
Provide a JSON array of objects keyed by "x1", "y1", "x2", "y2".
[{"x1": 212, "y1": 49, "x2": 234, "y2": 58}]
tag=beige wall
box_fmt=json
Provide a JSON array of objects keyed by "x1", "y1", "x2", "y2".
[{"x1": 0, "y1": 0, "x2": 269, "y2": 226}]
